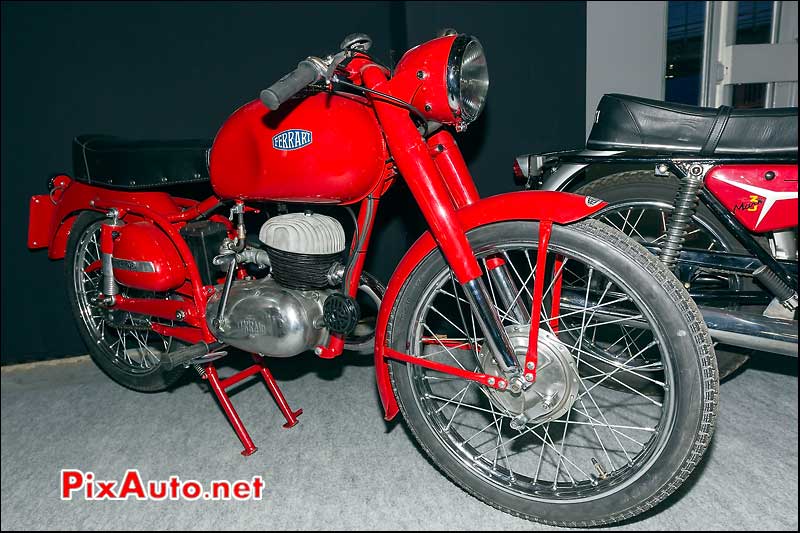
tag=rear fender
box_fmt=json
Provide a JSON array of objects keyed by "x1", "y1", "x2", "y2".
[
  {"x1": 374, "y1": 190, "x2": 606, "y2": 420},
  {"x1": 31, "y1": 176, "x2": 183, "y2": 259},
  {"x1": 518, "y1": 150, "x2": 625, "y2": 192},
  {"x1": 539, "y1": 161, "x2": 590, "y2": 191}
]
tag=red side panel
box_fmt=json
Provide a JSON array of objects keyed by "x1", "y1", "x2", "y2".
[
  {"x1": 373, "y1": 190, "x2": 606, "y2": 420},
  {"x1": 113, "y1": 221, "x2": 187, "y2": 292},
  {"x1": 705, "y1": 164, "x2": 798, "y2": 233},
  {"x1": 43, "y1": 179, "x2": 184, "y2": 260}
]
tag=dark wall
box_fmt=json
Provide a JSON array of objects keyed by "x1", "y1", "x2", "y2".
[
  {"x1": 404, "y1": 1, "x2": 587, "y2": 196},
  {"x1": 1, "y1": 1, "x2": 586, "y2": 363}
]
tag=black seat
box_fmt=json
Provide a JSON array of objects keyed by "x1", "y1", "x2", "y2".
[
  {"x1": 587, "y1": 94, "x2": 797, "y2": 155},
  {"x1": 72, "y1": 135, "x2": 212, "y2": 189}
]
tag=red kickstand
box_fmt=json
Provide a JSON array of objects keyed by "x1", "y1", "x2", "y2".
[
  {"x1": 251, "y1": 354, "x2": 303, "y2": 428},
  {"x1": 202, "y1": 355, "x2": 303, "y2": 456}
]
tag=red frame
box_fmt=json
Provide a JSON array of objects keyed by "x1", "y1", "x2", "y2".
[{"x1": 28, "y1": 36, "x2": 607, "y2": 439}]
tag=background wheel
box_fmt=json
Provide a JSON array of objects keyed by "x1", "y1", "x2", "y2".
[
  {"x1": 65, "y1": 211, "x2": 187, "y2": 392},
  {"x1": 576, "y1": 171, "x2": 751, "y2": 380},
  {"x1": 388, "y1": 219, "x2": 718, "y2": 526}
]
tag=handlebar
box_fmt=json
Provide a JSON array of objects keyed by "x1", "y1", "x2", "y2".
[{"x1": 259, "y1": 59, "x2": 321, "y2": 111}]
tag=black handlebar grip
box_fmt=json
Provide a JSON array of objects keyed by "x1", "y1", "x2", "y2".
[{"x1": 260, "y1": 60, "x2": 320, "y2": 111}]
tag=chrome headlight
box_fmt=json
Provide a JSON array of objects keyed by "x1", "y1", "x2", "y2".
[{"x1": 447, "y1": 35, "x2": 489, "y2": 124}]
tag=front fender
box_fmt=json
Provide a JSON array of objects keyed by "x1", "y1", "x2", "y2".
[{"x1": 374, "y1": 190, "x2": 606, "y2": 420}]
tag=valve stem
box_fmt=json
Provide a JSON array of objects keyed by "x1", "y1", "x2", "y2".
[{"x1": 592, "y1": 457, "x2": 608, "y2": 480}]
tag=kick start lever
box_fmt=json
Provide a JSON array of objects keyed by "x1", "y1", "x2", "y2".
[{"x1": 212, "y1": 252, "x2": 238, "y2": 331}]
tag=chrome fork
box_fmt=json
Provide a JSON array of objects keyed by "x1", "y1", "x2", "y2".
[{"x1": 462, "y1": 277, "x2": 520, "y2": 376}]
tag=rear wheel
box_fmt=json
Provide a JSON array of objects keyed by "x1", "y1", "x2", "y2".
[
  {"x1": 388, "y1": 219, "x2": 718, "y2": 526},
  {"x1": 65, "y1": 211, "x2": 186, "y2": 392},
  {"x1": 576, "y1": 171, "x2": 750, "y2": 380}
]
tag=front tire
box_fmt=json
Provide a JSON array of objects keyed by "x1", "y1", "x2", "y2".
[
  {"x1": 575, "y1": 171, "x2": 751, "y2": 379},
  {"x1": 388, "y1": 219, "x2": 718, "y2": 526}
]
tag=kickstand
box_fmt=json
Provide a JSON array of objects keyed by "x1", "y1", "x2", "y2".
[{"x1": 201, "y1": 354, "x2": 303, "y2": 456}]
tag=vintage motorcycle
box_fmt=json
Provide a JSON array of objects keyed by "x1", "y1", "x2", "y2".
[
  {"x1": 28, "y1": 34, "x2": 718, "y2": 526},
  {"x1": 515, "y1": 94, "x2": 798, "y2": 379}
]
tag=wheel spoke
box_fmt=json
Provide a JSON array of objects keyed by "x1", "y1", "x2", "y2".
[
  {"x1": 573, "y1": 355, "x2": 664, "y2": 407},
  {"x1": 72, "y1": 220, "x2": 176, "y2": 376},
  {"x1": 406, "y1": 232, "x2": 675, "y2": 500},
  {"x1": 577, "y1": 341, "x2": 660, "y2": 400},
  {"x1": 425, "y1": 393, "x2": 511, "y2": 418},
  {"x1": 541, "y1": 295, "x2": 631, "y2": 326},
  {"x1": 569, "y1": 407, "x2": 647, "y2": 447},
  {"x1": 556, "y1": 314, "x2": 645, "y2": 334},
  {"x1": 501, "y1": 250, "x2": 534, "y2": 302}
]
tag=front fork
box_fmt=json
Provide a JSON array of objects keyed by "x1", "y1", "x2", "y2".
[
  {"x1": 385, "y1": 222, "x2": 561, "y2": 393},
  {"x1": 460, "y1": 224, "x2": 551, "y2": 389},
  {"x1": 361, "y1": 65, "x2": 557, "y2": 387}
]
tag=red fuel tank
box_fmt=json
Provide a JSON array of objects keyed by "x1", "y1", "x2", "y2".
[{"x1": 209, "y1": 92, "x2": 389, "y2": 204}]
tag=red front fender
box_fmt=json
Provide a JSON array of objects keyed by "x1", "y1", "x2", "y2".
[{"x1": 373, "y1": 190, "x2": 606, "y2": 420}]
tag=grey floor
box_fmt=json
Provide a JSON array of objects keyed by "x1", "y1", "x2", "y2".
[{"x1": 1, "y1": 350, "x2": 797, "y2": 531}]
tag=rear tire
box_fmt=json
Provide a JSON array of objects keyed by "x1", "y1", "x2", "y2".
[{"x1": 65, "y1": 211, "x2": 186, "y2": 392}]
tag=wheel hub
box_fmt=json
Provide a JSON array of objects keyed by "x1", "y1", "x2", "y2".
[{"x1": 479, "y1": 325, "x2": 579, "y2": 424}]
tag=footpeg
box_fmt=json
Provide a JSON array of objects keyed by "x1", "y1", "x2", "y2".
[
  {"x1": 161, "y1": 341, "x2": 225, "y2": 370},
  {"x1": 754, "y1": 265, "x2": 797, "y2": 312}
]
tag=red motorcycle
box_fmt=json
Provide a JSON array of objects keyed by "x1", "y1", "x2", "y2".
[{"x1": 28, "y1": 33, "x2": 717, "y2": 526}]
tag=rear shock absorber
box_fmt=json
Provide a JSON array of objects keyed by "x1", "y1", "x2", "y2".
[
  {"x1": 100, "y1": 209, "x2": 125, "y2": 302},
  {"x1": 659, "y1": 164, "x2": 705, "y2": 269}
]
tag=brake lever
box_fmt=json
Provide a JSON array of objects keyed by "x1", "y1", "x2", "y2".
[{"x1": 306, "y1": 51, "x2": 348, "y2": 85}]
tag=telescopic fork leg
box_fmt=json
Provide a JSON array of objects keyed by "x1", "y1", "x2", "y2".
[{"x1": 202, "y1": 354, "x2": 303, "y2": 456}]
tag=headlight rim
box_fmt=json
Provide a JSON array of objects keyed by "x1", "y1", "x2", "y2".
[{"x1": 446, "y1": 34, "x2": 488, "y2": 124}]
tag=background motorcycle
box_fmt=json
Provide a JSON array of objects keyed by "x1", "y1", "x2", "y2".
[
  {"x1": 28, "y1": 36, "x2": 717, "y2": 526},
  {"x1": 515, "y1": 93, "x2": 798, "y2": 381}
]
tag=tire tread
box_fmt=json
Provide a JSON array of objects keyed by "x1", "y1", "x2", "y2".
[{"x1": 389, "y1": 218, "x2": 718, "y2": 527}]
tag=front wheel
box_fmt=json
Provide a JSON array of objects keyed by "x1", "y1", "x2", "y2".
[{"x1": 388, "y1": 219, "x2": 718, "y2": 526}]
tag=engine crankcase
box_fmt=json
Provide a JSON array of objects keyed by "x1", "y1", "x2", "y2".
[{"x1": 207, "y1": 278, "x2": 331, "y2": 357}]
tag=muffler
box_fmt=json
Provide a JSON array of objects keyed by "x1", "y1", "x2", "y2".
[
  {"x1": 557, "y1": 293, "x2": 797, "y2": 357},
  {"x1": 699, "y1": 306, "x2": 797, "y2": 357}
]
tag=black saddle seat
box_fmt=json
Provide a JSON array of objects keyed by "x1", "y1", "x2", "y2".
[
  {"x1": 72, "y1": 135, "x2": 213, "y2": 189},
  {"x1": 587, "y1": 94, "x2": 797, "y2": 155}
]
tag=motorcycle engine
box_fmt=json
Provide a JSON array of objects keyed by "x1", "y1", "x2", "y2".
[
  {"x1": 259, "y1": 212, "x2": 345, "y2": 290},
  {"x1": 206, "y1": 212, "x2": 346, "y2": 357}
]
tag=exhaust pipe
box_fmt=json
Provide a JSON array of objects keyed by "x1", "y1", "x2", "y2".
[
  {"x1": 161, "y1": 341, "x2": 226, "y2": 370},
  {"x1": 699, "y1": 306, "x2": 797, "y2": 357},
  {"x1": 558, "y1": 294, "x2": 797, "y2": 357}
]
